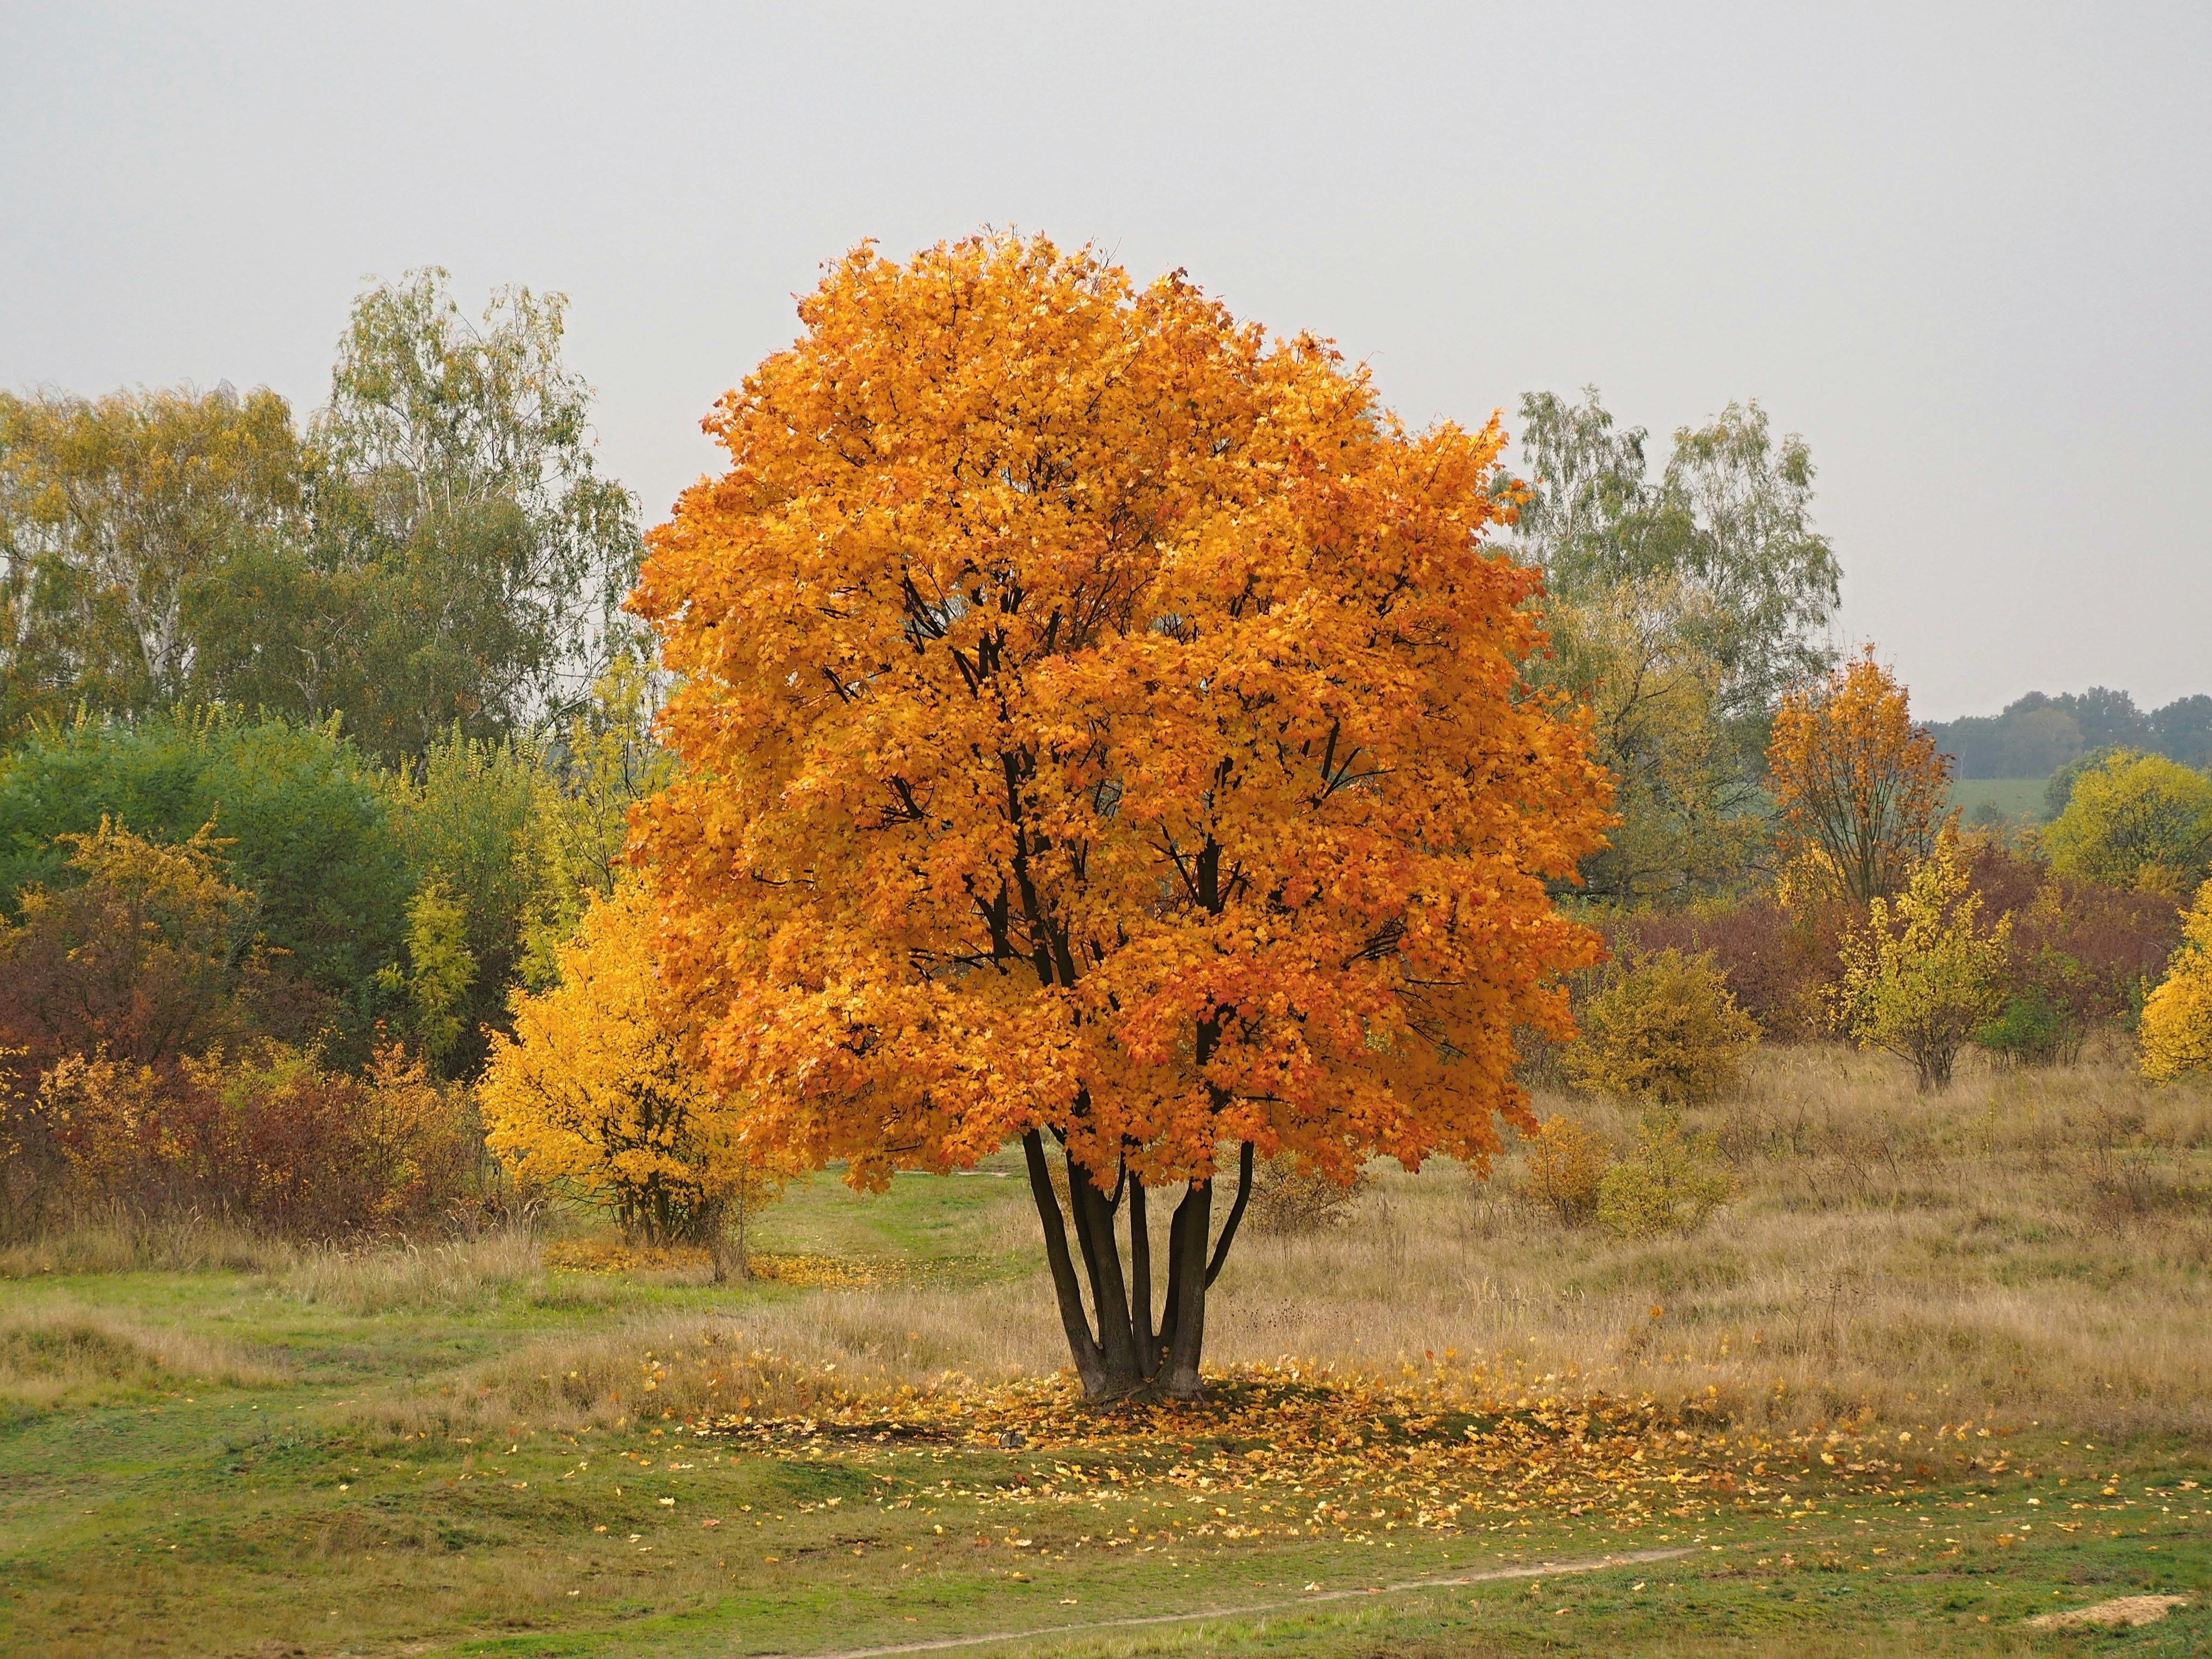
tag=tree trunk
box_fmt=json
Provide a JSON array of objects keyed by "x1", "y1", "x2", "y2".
[
  {"x1": 1023, "y1": 1130, "x2": 1107, "y2": 1397},
  {"x1": 1128, "y1": 1175, "x2": 1156, "y2": 1381},
  {"x1": 1025, "y1": 1134, "x2": 1256, "y2": 1401},
  {"x1": 1067, "y1": 1150, "x2": 1144, "y2": 1393},
  {"x1": 1162, "y1": 1178, "x2": 1212, "y2": 1398}
]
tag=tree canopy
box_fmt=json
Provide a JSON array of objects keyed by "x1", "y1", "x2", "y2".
[{"x1": 634, "y1": 234, "x2": 1611, "y2": 1397}]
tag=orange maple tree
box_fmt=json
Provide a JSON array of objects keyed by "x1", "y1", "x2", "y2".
[
  {"x1": 1767, "y1": 646, "x2": 1952, "y2": 909},
  {"x1": 633, "y1": 235, "x2": 1611, "y2": 1398}
]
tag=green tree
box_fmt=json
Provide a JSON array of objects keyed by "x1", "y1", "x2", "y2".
[
  {"x1": 377, "y1": 727, "x2": 549, "y2": 1073},
  {"x1": 1514, "y1": 387, "x2": 1840, "y2": 725},
  {"x1": 0, "y1": 385, "x2": 304, "y2": 737},
  {"x1": 2040, "y1": 751, "x2": 2212, "y2": 898},
  {"x1": 307, "y1": 269, "x2": 642, "y2": 756},
  {"x1": 1513, "y1": 388, "x2": 1840, "y2": 899}
]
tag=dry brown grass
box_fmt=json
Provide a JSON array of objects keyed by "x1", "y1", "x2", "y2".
[
  {"x1": 438, "y1": 1047, "x2": 2209, "y2": 1439},
  {"x1": 1203, "y1": 1045, "x2": 2212, "y2": 1435},
  {"x1": 274, "y1": 1226, "x2": 549, "y2": 1314},
  {"x1": 0, "y1": 1303, "x2": 289, "y2": 1408},
  {"x1": 0, "y1": 1210, "x2": 295, "y2": 1277}
]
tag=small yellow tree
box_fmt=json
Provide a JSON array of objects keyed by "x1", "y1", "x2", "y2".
[
  {"x1": 1831, "y1": 834, "x2": 2012, "y2": 1091},
  {"x1": 480, "y1": 877, "x2": 776, "y2": 1274},
  {"x1": 2140, "y1": 878, "x2": 2212, "y2": 1080}
]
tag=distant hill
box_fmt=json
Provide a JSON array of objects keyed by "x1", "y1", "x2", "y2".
[{"x1": 1930, "y1": 689, "x2": 2212, "y2": 779}]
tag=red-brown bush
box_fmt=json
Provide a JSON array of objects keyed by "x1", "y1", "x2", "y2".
[
  {"x1": 19, "y1": 1041, "x2": 480, "y2": 1238},
  {"x1": 1599, "y1": 898, "x2": 1846, "y2": 1039}
]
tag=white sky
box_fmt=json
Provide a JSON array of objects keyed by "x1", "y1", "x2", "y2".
[{"x1": 4, "y1": 2, "x2": 2206, "y2": 720}]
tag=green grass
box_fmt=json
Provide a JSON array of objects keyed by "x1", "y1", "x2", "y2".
[
  {"x1": 1951, "y1": 778, "x2": 2052, "y2": 827},
  {"x1": 3, "y1": 1163, "x2": 2208, "y2": 1656}
]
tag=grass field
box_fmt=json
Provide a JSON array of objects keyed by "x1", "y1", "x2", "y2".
[
  {"x1": 1950, "y1": 778, "x2": 2053, "y2": 827},
  {"x1": 3, "y1": 1048, "x2": 2208, "y2": 1655}
]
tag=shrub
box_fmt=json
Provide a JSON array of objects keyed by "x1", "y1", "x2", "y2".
[
  {"x1": 1595, "y1": 1109, "x2": 1733, "y2": 1238},
  {"x1": 0, "y1": 820, "x2": 250, "y2": 1081},
  {"x1": 2140, "y1": 879, "x2": 2212, "y2": 1081},
  {"x1": 1564, "y1": 948, "x2": 1759, "y2": 1104},
  {"x1": 1964, "y1": 836, "x2": 2182, "y2": 1058},
  {"x1": 1244, "y1": 1153, "x2": 1370, "y2": 1235},
  {"x1": 1832, "y1": 835, "x2": 2012, "y2": 1091},
  {"x1": 1598, "y1": 900, "x2": 1843, "y2": 1039},
  {"x1": 2040, "y1": 750, "x2": 2212, "y2": 898},
  {"x1": 479, "y1": 878, "x2": 779, "y2": 1263},
  {"x1": 26, "y1": 1041, "x2": 477, "y2": 1236},
  {"x1": 1518, "y1": 1114, "x2": 1612, "y2": 1225}
]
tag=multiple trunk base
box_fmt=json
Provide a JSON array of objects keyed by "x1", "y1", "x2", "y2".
[{"x1": 1023, "y1": 1130, "x2": 1253, "y2": 1401}]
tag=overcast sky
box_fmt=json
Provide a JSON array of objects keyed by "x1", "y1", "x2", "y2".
[{"x1": 3, "y1": 2, "x2": 2205, "y2": 719}]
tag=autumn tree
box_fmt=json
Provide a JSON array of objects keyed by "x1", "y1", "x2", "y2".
[
  {"x1": 480, "y1": 878, "x2": 774, "y2": 1278},
  {"x1": 2140, "y1": 878, "x2": 2212, "y2": 1080},
  {"x1": 1768, "y1": 646, "x2": 1952, "y2": 908},
  {"x1": 2040, "y1": 750, "x2": 2212, "y2": 899},
  {"x1": 1831, "y1": 833, "x2": 2012, "y2": 1090},
  {"x1": 634, "y1": 235, "x2": 1610, "y2": 1399}
]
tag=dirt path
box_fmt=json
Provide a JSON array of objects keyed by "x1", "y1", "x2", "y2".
[{"x1": 799, "y1": 1545, "x2": 1695, "y2": 1657}]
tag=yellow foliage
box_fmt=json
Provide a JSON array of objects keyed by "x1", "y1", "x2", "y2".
[
  {"x1": 1594, "y1": 1109, "x2": 1733, "y2": 1239},
  {"x1": 1518, "y1": 1114, "x2": 1612, "y2": 1224},
  {"x1": 1831, "y1": 834, "x2": 2012, "y2": 1091},
  {"x1": 480, "y1": 878, "x2": 777, "y2": 1248},
  {"x1": 2041, "y1": 751, "x2": 2212, "y2": 897},
  {"x1": 1563, "y1": 948, "x2": 1758, "y2": 1105},
  {"x1": 2140, "y1": 878, "x2": 2212, "y2": 1081}
]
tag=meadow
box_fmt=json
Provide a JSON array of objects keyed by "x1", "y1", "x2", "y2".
[{"x1": 2, "y1": 1046, "x2": 2208, "y2": 1657}]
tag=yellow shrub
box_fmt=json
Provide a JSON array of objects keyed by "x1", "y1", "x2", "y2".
[
  {"x1": 2141, "y1": 878, "x2": 2212, "y2": 1081},
  {"x1": 480, "y1": 878, "x2": 780, "y2": 1254},
  {"x1": 1518, "y1": 1114, "x2": 1612, "y2": 1224},
  {"x1": 1564, "y1": 948, "x2": 1759, "y2": 1105},
  {"x1": 1594, "y1": 1109, "x2": 1733, "y2": 1239},
  {"x1": 1831, "y1": 834, "x2": 2011, "y2": 1091}
]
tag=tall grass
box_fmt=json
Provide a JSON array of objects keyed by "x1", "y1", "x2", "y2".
[
  {"x1": 1202, "y1": 1046, "x2": 2212, "y2": 1434},
  {"x1": 0, "y1": 1304, "x2": 288, "y2": 1409}
]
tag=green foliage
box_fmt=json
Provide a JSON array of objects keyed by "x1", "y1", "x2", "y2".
[
  {"x1": 1514, "y1": 387, "x2": 1840, "y2": 726},
  {"x1": 2039, "y1": 750, "x2": 2212, "y2": 898},
  {"x1": 1564, "y1": 948, "x2": 1759, "y2": 1105},
  {"x1": 1832, "y1": 836, "x2": 2012, "y2": 1091},
  {"x1": 1513, "y1": 388, "x2": 1840, "y2": 899},
  {"x1": 0, "y1": 384, "x2": 305, "y2": 736},
  {"x1": 0, "y1": 711, "x2": 409, "y2": 1040},
  {"x1": 1, "y1": 272, "x2": 642, "y2": 761},
  {"x1": 1976, "y1": 985, "x2": 2074, "y2": 1068},
  {"x1": 1594, "y1": 1108, "x2": 1733, "y2": 1238},
  {"x1": 1936, "y1": 687, "x2": 2212, "y2": 783},
  {"x1": 377, "y1": 729, "x2": 548, "y2": 1072},
  {"x1": 377, "y1": 885, "x2": 477, "y2": 1066}
]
